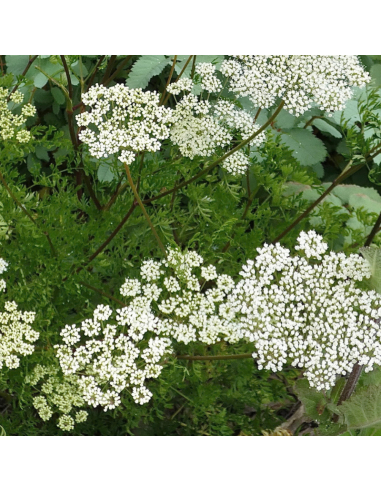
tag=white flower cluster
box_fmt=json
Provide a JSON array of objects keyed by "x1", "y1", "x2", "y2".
[
  {"x1": 55, "y1": 249, "x2": 236, "y2": 411},
  {"x1": 221, "y1": 231, "x2": 381, "y2": 391},
  {"x1": 222, "y1": 56, "x2": 370, "y2": 116},
  {"x1": 0, "y1": 88, "x2": 36, "y2": 143},
  {"x1": 169, "y1": 89, "x2": 264, "y2": 173},
  {"x1": 57, "y1": 232, "x2": 381, "y2": 409},
  {"x1": 76, "y1": 84, "x2": 173, "y2": 162},
  {"x1": 0, "y1": 259, "x2": 39, "y2": 370},
  {"x1": 26, "y1": 364, "x2": 88, "y2": 432}
]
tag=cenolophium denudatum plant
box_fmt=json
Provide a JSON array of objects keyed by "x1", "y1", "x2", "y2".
[{"x1": 2, "y1": 54, "x2": 381, "y2": 435}]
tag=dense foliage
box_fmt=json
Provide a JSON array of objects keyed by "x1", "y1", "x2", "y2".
[{"x1": 1, "y1": 55, "x2": 381, "y2": 436}]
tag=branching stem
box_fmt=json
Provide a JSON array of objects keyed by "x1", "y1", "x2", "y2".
[
  {"x1": 143, "y1": 101, "x2": 285, "y2": 206},
  {"x1": 124, "y1": 164, "x2": 167, "y2": 256}
]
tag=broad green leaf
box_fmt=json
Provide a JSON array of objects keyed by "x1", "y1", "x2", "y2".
[
  {"x1": 295, "y1": 379, "x2": 328, "y2": 421},
  {"x1": 33, "y1": 72, "x2": 48, "y2": 89},
  {"x1": 371, "y1": 64, "x2": 381, "y2": 87},
  {"x1": 313, "y1": 119, "x2": 342, "y2": 139},
  {"x1": 27, "y1": 154, "x2": 41, "y2": 175},
  {"x1": 360, "y1": 247, "x2": 381, "y2": 293},
  {"x1": 340, "y1": 385, "x2": 381, "y2": 430},
  {"x1": 127, "y1": 56, "x2": 170, "y2": 89},
  {"x1": 35, "y1": 146, "x2": 50, "y2": 161},
  {"x1": 98, "y1": 163, "x2": 116, "y2": 183},
  {"x1": 333, "y1": 184, "x2": 381, "y2": 205},
  {"x1": 332, "y1": 99, "x2": 360, "y2": 126},
  {"x1": 274, "y1": 109, "x2": 297, "y2": 130},
  {"x1": 280, "y1": 129, "x2": 327, "y2": 167},
  {"x1": 51, "y1": 87, "x2": 66, "y2": 105}
]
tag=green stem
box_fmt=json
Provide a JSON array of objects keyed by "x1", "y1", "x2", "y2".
[
  {"x1": 124, "y1": 164, "x2": 167, "y2": 256},
  {"x1": 191, "y1": 56, "x2": 197, "y2": 79},
  {"x1": 177, "y1": 354, "x2": 253, "y2": 362}
]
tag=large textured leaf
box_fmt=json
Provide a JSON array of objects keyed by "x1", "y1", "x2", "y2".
[
  {"x1": 280, "y1": 129, "x2": 327, "y2": 167},
  {"x1": 360, "y1": 247, "x2": 381, "y2": 293},
  {"x1": 333, "y1": 185, "x2": 381, "y2": 205},
  {"x1": 127, "y1": 56, "x2": 171, "y2": 89},
  {"x1": 97, "y1": 163, "x2": 116, "y2": 183},
  {"x1": 340, "y1": 385, "x2": 381, "y2": 430},
  {"x1": 295, "y1": 379, "x2": 328, "y2": 421},
  {"x1": 5, "y1": 55, "x2": 60, "y2": 87},
  {"x1": 313, "y1": 118, "x2": 342, "y2": 139}
]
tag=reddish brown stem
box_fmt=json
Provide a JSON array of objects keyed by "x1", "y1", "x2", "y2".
[
  {"x1": 87, "y1": 55, "x2": 106, "y2": 89},
  {"x1": 60, "y1": 55, "x2": 73, "y2": 99},
  {"x1": 7, "y1": 55, "x2": 38, "y2": 101},
  {"x1": 104, "y1": 55, "x2": 133, "y2": 86},
  {"x1": 160, "y1": 55, "x2": 178, "y2": 105}
]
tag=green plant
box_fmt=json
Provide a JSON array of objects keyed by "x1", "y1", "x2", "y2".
[{"x1": 1, "y1": 55, "x2": 381, "y2": 437}]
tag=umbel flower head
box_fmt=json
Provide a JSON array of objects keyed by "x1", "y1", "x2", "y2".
[
  {"x1": 76, "y1": 84, "x2": 173, "y2": 163},
  {"x1": 26, "y1": 364, "x2": 88, "y2": 432},
  {"x1": 0, "y1": 258, "x2": 39, "y2": 370},
  {"x1": 168, "y1": 73, "x2": 265, "y2": 174},
  {"x1": 56, "y1": 232, "x2": 381, "y2": 413},
  {"x1": 222, "y1": 55, "x2": 370, "y2": 116},
  {"x1": 221, "y1": 231, "x2": 381, "y2": 391},
  {"x1": 0, "y1": 88, "x2": 36, "y2": 143},
  {"x1": 55, "y1": 248, "x2": 236, "y2": 411}
]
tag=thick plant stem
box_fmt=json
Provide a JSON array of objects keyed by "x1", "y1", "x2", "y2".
[
  {"x1": 143, "y1": 101, "x2": 285, "y2": 206},
  {"x1": 272, "y1": 161, "x2": 362, "y2": 244},
  {"x1": 336, "y1": 364, "x2": 363, "y2": 407},
  {"x1": 273, "y1": 145, "x2": 381, "y2": 245},
  {"x1": 0, "y1": 170, "x2": 56, "y2": 257},
  {"x1": 101, "y1": 56, "x2": 117, "y2": 85},
  {"x1": 104, "y1": 55, "x2": 133, "y2": 86},
  {"x1": 86, "y1": 55, "x2": 106, "y2": 88},
  {"x1": 191, "y1": 56, "x2": 197, "y2": 79},
  {"x1": 160, "y1": 55, "x2": 178, "y2": 105},
  {"x1": 364, "y1": 211, "x2": 381, "y2": 247},
  {"x1": 177, "y1": 354, "x2": 253, "y2": 362},
  {"x1": 60, "y1": 56, "x2": 73, "y2": 99},
  {"x1": 124, "y1": 164, "x2": 167, "y2": 256},
  {"x1": 103, "y1": 182, "x2": 129, "y2": 212}
]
